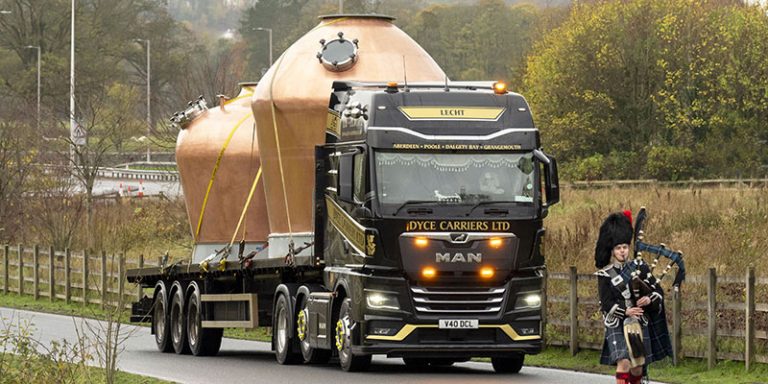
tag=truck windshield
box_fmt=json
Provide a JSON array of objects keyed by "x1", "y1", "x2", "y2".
[{"x1": 374, "y1": 151, "x2": 536, "y2": 214}]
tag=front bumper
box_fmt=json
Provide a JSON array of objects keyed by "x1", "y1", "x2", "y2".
[{"x1": 357, "y1": 320, "x2": 542, "y2": 357}]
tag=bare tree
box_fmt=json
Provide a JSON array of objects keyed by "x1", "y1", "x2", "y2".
[{"x1": 58, "y1": 83, "x2": 143, "y2": 249}]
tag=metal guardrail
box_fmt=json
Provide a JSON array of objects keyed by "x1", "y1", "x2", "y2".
[{"x1": 96, "y1": 167, "x2": 178, "y2": 182}]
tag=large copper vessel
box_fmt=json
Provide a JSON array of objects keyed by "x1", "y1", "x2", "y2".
[
  {"x1": 176, "y1": 83, "x2": 270, "y2": 244},
  {"x1": 253, "y1": 15, "x2": 446, "y2": 235}
]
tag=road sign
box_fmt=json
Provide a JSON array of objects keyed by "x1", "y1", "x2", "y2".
[{"x1": 71, "y1": 121, "x2": 86, "y2": 146}]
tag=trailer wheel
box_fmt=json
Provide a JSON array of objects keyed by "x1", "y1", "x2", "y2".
[
  {"x1": 186, "y1": 283, "x2": 223, "y2": 356},
  {"x1": 335, "y1": 298, "x2": 371, "y2": 372},
  {"x1": 297, "y1": 295, "x2": 331, "y2": 364},
  {"x1": 153, "y1": 282, "x2": 173, "y2": 353},
  {"x1": 170, "y1": 287, "x2": 191, "y2": 354},
  {"x1": 491, "y1": 353, "x2": 524, "y2": 373},
  {"x1": 274, "y1": 293, "x2": 302, "y2": 364}
]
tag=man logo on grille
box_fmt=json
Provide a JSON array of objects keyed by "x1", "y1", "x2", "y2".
[
  {"x1": 450, "y1": 233, "x2": 469, "y2": 243},
  {"x1": 436, "y1": 252, "x2": 482, "y2": 263}
]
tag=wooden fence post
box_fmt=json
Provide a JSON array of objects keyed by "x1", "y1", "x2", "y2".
[
  {"x1": 17, "y1": 244, "x2": 23, "y2": 295},
  {"x1": 82, "y1": 249, "x2": 89, "y2": 306},
  {"x1": 101, "y1": 251, "x2": 107, "y2": 309},
  {"x1": 707, "y1": 267, "x2": 717, "y2": 370},
  {"x1": 136, "y1": 254, "x2": 144, "y2": 301},
  {"x1": 672, "y1": 285, "x2": 682, "y2": 366},
  {"x1": 48, "y1": 246, "x2": 55, "y2": 302},
  {"x1": 541, "y1": 268, "x2": 548, "y2": 346},
  {"x1": 65, "y1": 248, "x2": 71, "y2": 304},
  {"x1": 117, "y1": 253, "x2": 125, "y2": 307},
  {"x1": 33, "y1": 245, "x2": 39, "y2": 300},
  {"x1": 745, "y1": 266, "x2": 755, "y2": 372},
  {"x1": 569, "y1": 266, "x2": 579, "y2": 355},
  {"x1": 3, "y1": 245, "x2": 8, "y2": 294}
]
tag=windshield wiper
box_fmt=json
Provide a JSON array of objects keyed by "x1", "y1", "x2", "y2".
[
  {"x1": 465, "y1": 201, "x2": 517, "y2": 216},
  {"x1": 392, "y1": 200, "x2": 441, "y2": 216}
]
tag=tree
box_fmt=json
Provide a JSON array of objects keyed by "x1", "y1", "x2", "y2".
[
  {"x1": 404, "y1": 0, "x2": 544, "y2": 88},
  {"x1": 61, "y1": 83, "x2": 143, "y2": 249},
  {"x1": 524, "y1": 0, "x2": 768, "y2": 180}
]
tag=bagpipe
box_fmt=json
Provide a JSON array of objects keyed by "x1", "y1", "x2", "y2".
[
  {"x1": 627, "y1": 207, "x2": 687, "y2": 296},
  {"x1": 623, "y1": 207, "x2": 686, "y2": 368}
]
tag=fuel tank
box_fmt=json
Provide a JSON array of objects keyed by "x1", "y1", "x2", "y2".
[
  {"x1": 175, "y1": 83, "x2": 270, "y2": 244},
  {"x1": 252, "y1": 15, "x2": 447, "y2": 235}
]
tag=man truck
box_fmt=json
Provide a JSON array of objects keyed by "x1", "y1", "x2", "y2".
[{"x1": 127, "y1": 14, "x2": 559, "y2": 373}]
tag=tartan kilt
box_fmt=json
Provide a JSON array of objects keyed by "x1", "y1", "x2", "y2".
[
  {"x1": 646, "y1": 306, "x2": 674, "y2": 362},
  {"x1": 600, "y1": 322, "x2": 652, "y2": 365}
]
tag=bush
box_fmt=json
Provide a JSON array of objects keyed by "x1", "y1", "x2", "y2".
[
  {"x1": 645, "y1": 145, "x2": 695, "y2": 181},
  {"x1": 561, "y1": 154, "x2": 605, "y2": 181}
]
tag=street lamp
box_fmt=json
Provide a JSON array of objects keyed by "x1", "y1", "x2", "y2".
[
  {"x1": 254, "y1": 27, "x2": 273, "y2": 66},
  {"x1": 134, "y1": 38, "x2": 151, "y2": 163},
  {"x1": 24, "y1": 45, "x2": 41, "y2": 133},
  {"x1": 70, "y1": 0, "x2": 78, "y2": 168}
]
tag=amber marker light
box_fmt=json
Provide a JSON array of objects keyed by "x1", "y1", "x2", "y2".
[
  {"x1": 489, "y1": 237, "x2": 503, "y2": 249},
  {"x1": 492, "y1": 81, "x2": 508, "y2": 94},
  {"x1": 422, "y1": 266, "x2": 437, "y2": 279},
  {"x1": 414, "y1": 237, "x2": 429, "y2": 248},
  {"x1": 480, "y1": 266, "x2": 495, "y2": 279}
]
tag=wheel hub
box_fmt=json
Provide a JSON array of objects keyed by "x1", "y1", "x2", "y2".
[
  {"x1": 296, "y1": 309, "x2": 307, "y2": 341},
  {"x1": 335, "y1": 317, "x2": 350, "y2": 352}
]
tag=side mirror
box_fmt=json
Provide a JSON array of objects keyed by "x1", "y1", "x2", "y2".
[
  {"x1": 533, "y1": 150, "x2": 560, "y2": 208},
  {"x1": 338, "y1": 151, "x2": 356, "y2": 204},
  {"x1": 545, "y1": 155, "x2": 559, "y2": 206}
]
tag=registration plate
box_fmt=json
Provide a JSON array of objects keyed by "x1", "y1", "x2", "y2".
[{"x1": 438, "y1": 319, "x2": 479, "y2": 329}]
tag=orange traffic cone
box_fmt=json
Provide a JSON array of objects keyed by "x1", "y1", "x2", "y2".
[
  {"x1": 118, "y1": 182, "x2": 124, "y2": 197},
  {"x1": 138, "y1": 180, "x2": 144, "y2": 198}
]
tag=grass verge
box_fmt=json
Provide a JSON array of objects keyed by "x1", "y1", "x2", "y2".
[
  {"x1": 0, "y1": 354, "x2": 172, "y2": 384},
  {"x1": 522, "y1": 347, "x2": 768, "y2": 384},
  {"x1": 2, "y1": 292, "x2": 766, "y2": 384}
]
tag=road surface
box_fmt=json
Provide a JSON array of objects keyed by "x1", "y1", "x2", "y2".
[{"x1": 0, "y1": 307, "x2": 662, "y2": 384}]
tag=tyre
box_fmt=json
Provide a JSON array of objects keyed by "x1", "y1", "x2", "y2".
[
  {"x1": 335, "y1": 298, "x2": 371, "y2": 372},
  {"x1": 274, "y1": 293, "x2": 302, "y2": 364},
  {"x1": 170, "y1": 286, "x2": 191, "y2": 354},
  {"x1": 153, "y1": 282, "x2": 173, "y2": 353},
  {"x1": 186, "y1": 282, "x2": 223, "y2": 356},
  {"x1": 297, "y1": 295, "x2": 331, "y2": 364},
  {"x1": 491, "y1": 353, "x2": 525, "y2": 373}
]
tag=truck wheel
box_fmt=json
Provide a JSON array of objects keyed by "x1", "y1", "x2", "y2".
[
  {"x1": 335, "y1": 298, "x2": 371, "y2": 372},
  {"x1": 491, "y1": 353, "x2": 524, "y2": 373},
  {"x1": 153, "y1": 282, "x2": 173, "y2": 353},
  {"x1": 297, "y1": 295, "x2": 331, "y2": 364},
  {"x1": 170, "y1": 287, "x2": 191, "y2": 354},
  {"x1": 186, "y1": 283, "x2": 223, "y2": 356},
  {"x1": 274, "y1": 293, "x2": 302, "y2": 364}
]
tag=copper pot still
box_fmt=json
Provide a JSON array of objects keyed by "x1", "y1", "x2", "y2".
[
  {"x1": 176, "y1": 15, "x2": 446, "y2": 244},
  {"x1": 175, "y1": 84, "x2": 270, "y2": 244},
  {"x1": 253, "y1": 15, "x2": 446, "y2": 235}
]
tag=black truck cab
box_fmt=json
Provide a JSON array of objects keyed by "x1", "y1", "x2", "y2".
[{"x1": 315, "y1": 81, "x2": 559, "y2": 367}]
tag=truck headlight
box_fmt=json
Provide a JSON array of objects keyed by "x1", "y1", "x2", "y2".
[
  {"x1": 515, "y1": 293, "x2": 541, "y2": 309},
  {"x1": 365, "y1": 291, "x2": 400, "y2": 311}
]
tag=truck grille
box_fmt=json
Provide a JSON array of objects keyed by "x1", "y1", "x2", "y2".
[{"x1": 410, "y1": 286, "x2": 506, "y2": 316}]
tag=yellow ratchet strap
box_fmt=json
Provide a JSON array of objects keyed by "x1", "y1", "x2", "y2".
[
  {"x1": 224, "y1": 91, "x2": 254, "y2": 106},
  {"x1": 194, "y1": 112, "x2": 253, "y2": 240},
  {"x1": 228, "y1": 166, "x2": 263, "y2": 248}
]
